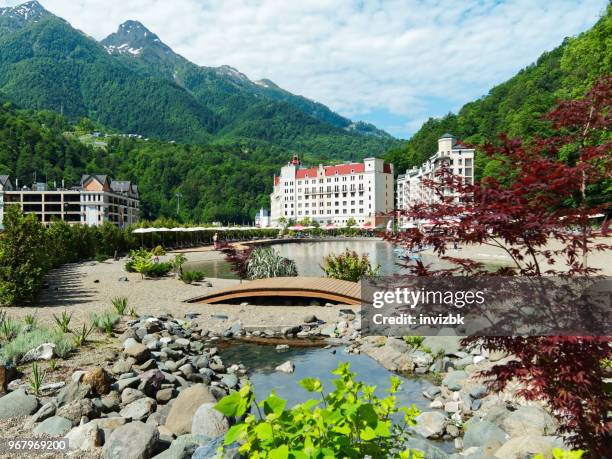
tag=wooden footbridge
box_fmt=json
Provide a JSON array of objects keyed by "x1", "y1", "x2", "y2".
[{"x1": 186, "y1": 277, "x2": 361, "y2": 305}]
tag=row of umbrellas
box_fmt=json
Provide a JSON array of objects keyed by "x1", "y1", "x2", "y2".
[{"x1": 132, "y1": 223, "x2": 376, "y2": 234}]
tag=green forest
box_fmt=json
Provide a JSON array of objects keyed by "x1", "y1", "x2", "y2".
[{"x1": 385, "y1": 4, "x2": 611, "y2": 179}]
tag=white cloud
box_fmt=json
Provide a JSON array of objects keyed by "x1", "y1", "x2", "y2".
[{"x1": 2, "y1": 0, "x2": 607, "y2": 136}]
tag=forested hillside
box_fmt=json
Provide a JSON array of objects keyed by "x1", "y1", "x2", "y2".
[
  {"x1": 0, "y1": 1, "x2": 398, "y2": 160},
  {"x1": 386, "y1": 4, "x2": 611, "y2": 178}
]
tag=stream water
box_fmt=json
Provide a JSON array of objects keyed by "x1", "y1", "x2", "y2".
[{"x1": 218, "y1": 341, "x2": 455, "y2": 453}]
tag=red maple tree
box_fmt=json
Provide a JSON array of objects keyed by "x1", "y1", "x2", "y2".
[{"x1": 388, "y1": 77, "x2": 611, "y2": 455}]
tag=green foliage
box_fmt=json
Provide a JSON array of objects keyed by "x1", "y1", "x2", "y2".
[
  {"x1": 534, "y1": 449, "x2": 585, "y2": 459},
  {"x1": 27, "y1": 362, "x2": 46, "y2": 395},
  {"x1": 111, "y1": 296, "x2": 128, "y2": 315},
  {"x1": 23, "y1": 314, "x2": 37, "y2": 327},
  {"x1": 171, "y1": 253, "x2": 187, "y2": 273},
  {"x1": 215, "y1": 363, "x2": 423, "y2": 458},
  {"x1": 402, "y1": 336, "x2": 425, "y2": 349},
  {"x1": 247, "y1": 248, "x2": 299, "y2": 279},
  {"x1": 0, "y1": 314, "x2": 20, "y2": 341},
  {"x1": 151, "y1": 245, "x2": 166, "y2": 256},
  {"x1": 345, "y1": 217, "x2": 357, "y2": 228},
  {"x1": 321, "y1": 249, "x2": 380, "y2": 282},
  {"x1": 52, "y1": 310, "x2": 72, "y2": 333},
  {"x1": 95, "y1": 253, "x2": 108, "y2": 262},
  {"x1": 145, "y1": 261, "x2": 173, "y2": 277},
  {"x1": 0, "y1": 206, "x2": 49, "y2": 305},
  {"x1": 91, "y1": 312, "x2": 120, "y2": 336},
  {"x1": 48, "y1": 358, "x2": 59, "y2": 372},
  {"x1": 0, "y1": 325, "x2": 72, "y2": 364},
  {"x1": 71, "y1": 323, "x2": 94, "y2": 347},
  {"x1": 179, "y1": 270, "x2": 205, "y2": 284}
]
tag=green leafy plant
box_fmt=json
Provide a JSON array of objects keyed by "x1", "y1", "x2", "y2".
[
  {"x1": 72, "y1": 323, "x2": 95, "y2": 347},
  {"x1": 91, "y1": 312, "x2": 120, "y2": 336},
  {"x1": 23, "y1": 314, "x2": 37, "y2": 327},
  {"x1": 48, "y1": 359, "x2": 59, "y2": 371},
  {"x1": 111, "y1": 296, "x2": 128, "y2": 315},
  {"x1": 247, "y1": 248, "x2": 298, "y2": 280},
  {"x1": 151, "y1": 245, "x2": 166, "y2": 256},
  {"x1": 179, "y1": 270, "x2": 205, "y2": 284},
  {"x1": 95, "y1": 252, "x2": 108, "y2": 262},
  {"x1": 0, "y1": 316, "x2": 21, "y2": 341},
  {"x1": 53, "y1": 310, "x2": 72, "y2": 333},
  {"x1": 128, "y1": 307, "x2": 138, "y2": 318},
  {"x1": 534, "y1": 449, "x2": 585, "y2": 459},
  {"x1": 215, "y1": 362, "x2": 423, "y2": 458},
  {"x1": 402, "y1": 336, "x2": 425, "y2": 349},
  {"x1": 28, "y1": 362, "x2": 46, "y2": 395},
  {"x1": 0, "y1": 326, "x2": 72, "y2": 364},
  {"x1": 172, "y1": 253, "x2": 187, "y2": 274},
  {"x1": 321, "y1": 249, "x2": 380, "y2": 282},
  {"x1": 144, "y1": 262, "x2": 174, "y2": 277}
]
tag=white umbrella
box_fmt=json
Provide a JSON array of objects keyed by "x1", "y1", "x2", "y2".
[{"x1": 132, "y1": 228, "x2": 149, "y2": 234}]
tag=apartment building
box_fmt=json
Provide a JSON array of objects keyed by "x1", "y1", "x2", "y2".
[
  {"x1": 396, "y1": 133, "x2": 474, "y2": 227},
  {"x1": 0, "y1": 174, "x2": 140, "y2": 228},
  {"x1": 270, "y1": 155, "x2": 394, "y2": 227}
]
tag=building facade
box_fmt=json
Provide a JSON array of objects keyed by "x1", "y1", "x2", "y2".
[
  {"x1": 0, "y1": 174, "x2": 139, "y2": 228},
  {"x1": 396, "y1": 133, "x2": 474, "y2": 227},
  {"x1": 270, "y1": 155, "x2": 394, "y2": 227}
]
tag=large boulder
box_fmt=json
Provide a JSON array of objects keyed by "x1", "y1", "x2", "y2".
[
  {"x1": 494, "y1": 435, "x2": 566, "y2": 459},
  {"x1": 463, "y1": 420, "x2": 509, "y2": 450},
  {"x1": 501, "y1": 405, "x2": 557, "y2": 437},
  {"x1": 191, "y1": 403, "x2": 229, "y2": 438},
  {"x1": 33, "y1": 416, "x2": 72, "y2": 436},
  {"x1": 83, "y1": 368, "x2": 112, "y2": 395},
  {"x1": 164, "y1": 384, "x2": 216, "y2": 435},
  {"x1": 413, "y1": 411, "x2": 447, "y2": 439},
  {"x1": 0, "y1": 388, "x2": 38, "y2": 418},
  {"x1": 103, "y1": 421, "x2": 159, "y2": 459}
]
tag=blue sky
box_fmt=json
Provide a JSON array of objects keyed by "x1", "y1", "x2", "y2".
[{"x1": 3, "y1": 0, "x2": 607, "y2": 139}]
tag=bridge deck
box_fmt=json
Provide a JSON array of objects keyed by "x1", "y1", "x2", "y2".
[{"x1": 186, "y1": 277, "x2": 361, "y2": 305}]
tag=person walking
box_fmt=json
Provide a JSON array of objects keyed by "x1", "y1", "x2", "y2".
[{"x1": 213, "y1": 232, "x2": 218, "y2": 249}]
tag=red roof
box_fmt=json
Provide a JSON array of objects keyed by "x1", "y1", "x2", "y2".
[
  {"x1": 295, "y1": 163, "x2": 367, "y2": 179},
  {"x1": 274, "y1": 176, "x2": 280, "y2": 185}
]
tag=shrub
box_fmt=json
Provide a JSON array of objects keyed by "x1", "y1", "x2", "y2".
[
  {"x1": 28, "y1": 362, "x2": 46, "y2": 395},
  {"x1": 0, "y1": 316, "x2": 21, "y2": 341},
  {"x1": 0, "y1": 327, "x2": 73, "y2": 364},
  {"x1": 23, "y1": 314, "x2": 37, "y2": 327},
  {"x1": 144, "y1": 262, "x2": 173, "y2": 277},
  {"x1": 91, "y1": 312, "x2": 120, "y2": 336},
  {"x1": 151, "y1": 245, "x2": 166, "y2": 256},
  {"x1": 95, "y1": 253, "x2": 108, "y2": 263},
  {"x1": 171, "y1": 253, "x2": 187, "y2": 274},
  {"x1": 247, "y1": 248, "x2": 298, "y2": 279},
  {"x1": 71, "y1": 323, "x2": 94, "y2": 347},
  {"x1": 111, "y1": 297, "x2": 128, "y2": 315},
  {"x1": 321, "y1": 249, "x2": 380, "y2": 282},
  {"x1": 53, "y1": 310, "x2": 72, "y2": 333},
  {"x1": 215, "y1": 362, "x2": 423, "y2": 458},
  {"x1": 402, "y1": 336, "x2": 425, "y2": 349},
  {"x1": 179, "y1": 270, "x2": 204, "y2": 284}
]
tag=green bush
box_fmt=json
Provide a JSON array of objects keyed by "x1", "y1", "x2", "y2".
[
  {"x1": 0, "y1": 315, "x2": 21, "y2": 341},
  {"x1": 179, "y1": 270, "x2": 205, "y2": 284},
  {"x1": 0, "y1": 326, "x2": 73, "y2": 364},
  {"x1": 321, "y1": 249, "x2": 380, "y2": 282},
  {"x1": 215, "y1": 362, "x2": 423, "y2": 458},
  {"x1": 247, "y1": 247, "x2": 298, "y2": 279},
  {"x1": 151, "y1": 245, "x2": 166, "y2": 256},
  {"x1": 144, "y1": 262, "x2": 173, "y2": 277}
]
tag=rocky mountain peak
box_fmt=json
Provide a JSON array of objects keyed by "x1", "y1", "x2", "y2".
[
  {"x1": 102, "y1": 20, "x2": 174, "y2": 59},
  {"x1": 0, "y1": 0, "x2": 52, "y2": 24}
]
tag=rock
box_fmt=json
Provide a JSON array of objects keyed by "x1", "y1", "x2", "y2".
[
  {"x1": 33, "y1": 416, "x2": 72, "y2": 436},
  {"x1": 31, "y1": 400, "x2": 57, "y2": 423},
  {"x1": 303, "y1": 314, "x2": 318, "y2": 323},
  {"x1": 125, "y1": 343, "x2": 151, "y2": 363},
  {"x1": 0, "y1": 389, "x2": 38, "y2": 418},
  {"x1": 405, "y1": 437, "x2": 450, "y2": 459},
  {"x1": 156, "y1": 388, "x2": 174, "y2": 404},
  {"x1": 111, "y1": 359, "x2": 133, "y2": 375},
  {"x1": 221, "y1": 374, "x2": 238, "y2": 389},
  {"x1": 473, "y1": 355, "x2": 486, "y2": 364},
  {"x1": 463, "y1": 420, "x2": 509, "y2": 449},
  {"x1": 56, "y1": 381, "x2": 91, "y2": 407},
  {"x1": 319, "y1": 325, "x2": 336, "y2": 337},
  {"x1": 411, "y1": 349, "x2": 434, "y2": 367},
  {"x1": 103, "y1": 421, "x2": 159, "y2": 459},
  {"x1": 56, "y1": 398, "x2": 99, "y2": 425},
  {"x1": 493, "y1": 434, "x2": 566, "y2": 459},
  {"x1": 123, "y1": 337, "x2": 139, "y2": 349},
  {"x1": 471, "y1": 399, "x2": 482, "y2": 411},
  {"x1": 423, "y1": 385, "x2": 442, "y2": 399},
  {"x1": 83, "y1": 368, "x2": 112, "y2": 395},
  {"x1": 442, "y1": 371, "x2": 468, "y2": 391},
  {"x1": 119, "y1": 397, "x2": 156, "y2": 421},
  {"x1": 164, "y1": 384, "x2": 215, "y2": 435},
  {"x1": 121, "y1": 388, "x2": 145, "y2": 405},
  {"x1": 192, "y1": 436, "x2": 240, "y2": 459},
  {"x1": 413, "y1": 411, "x2": 447, "y2": 438},
  {"x1": 429, "y1": 400, "x2": 444, "y2": 409},
  {"x1": 115, "y1": 376, "x2": 140, "y2": 392},
  {"x1": 276, "y1": 344, "x2": 290, "y2": 352},
  {"x1": 66, "y1": 422, "x2": 104, "y2": 451},
  {"x1": 445, "y1": 401, "x2": 461, "y2": 413},
  {"x1": 71, "y1": 370, "x2": 86, "y2": 383},
  {"x1": 191, "y1": 403, "x2": 230, "y2": 438},
  {"x1": 469, "y1": 384, "x2": 488, "y2": 399},
  {"x1": 21, "y1": 343, "x2": 55, "y2": 363},
  {"x1": 446, "y1": 424, "x2": 460, "y2": 437},
  {"x1": 501, "y1": 405, "x2": 557, "y2": 437},
  {"x1": 422, "y1": 335, "x2": 461, "y2": 356},
  {"x1": 140, "y1": 369, "x2": 165, "y2": 395},
  {"x1": 178, "y1": 363, "x2": 194, "y2": 376},
  {"x1": 453, "y1": 356, "x2": 474, "y2": 370},
  {"x1": 89, "y1": 416, "x2": 127, "y2": 432},
  {"x1": 152, "y1": 441, "x2": 196, "y2": 459},
  {"x1": 275, "y1": 361, "x2": 295, "y2": 373},
  {"x1": 101, "y1": 391, "x2": 121, "y2": 412}
]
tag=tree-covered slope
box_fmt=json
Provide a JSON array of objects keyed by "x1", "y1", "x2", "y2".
[{"x1": 386, "y1": 4, "x2": 611, "y2": 178}]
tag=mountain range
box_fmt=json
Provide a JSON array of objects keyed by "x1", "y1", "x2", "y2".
[{"x1": 0, "y1": 1, "x2": 396, "y2": 160}]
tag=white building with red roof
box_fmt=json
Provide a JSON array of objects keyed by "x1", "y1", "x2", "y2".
[{"x1": 270, "y1": 155, "x2": 394, "y2": 227}]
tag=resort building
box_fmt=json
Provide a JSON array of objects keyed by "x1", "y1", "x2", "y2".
[
  {"x1": 255, "y1": 207, "x2": 271, "y2": 227},
  {"x1": 270, "y1": 155, "x2": 394, "y2": 227},
  {"x1": 0, "y1": 174, "x2": 140, "y2": 228},
  {"x1": 396, "y1": 133, "x2": 474, "y2": 228}
]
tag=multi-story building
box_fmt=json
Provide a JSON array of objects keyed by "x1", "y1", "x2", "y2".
[
  {"x1": 270, "y1": 155, "x2": 394, "y2": 227},
  {"x1": 396, "y1": 133, "x2": 474, "y2": 227},
  {"x1": 0, "y1": 174, "x2": 140, "y2": 228}
]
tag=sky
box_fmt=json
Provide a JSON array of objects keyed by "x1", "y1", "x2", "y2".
[{"x1": 2, "y1": 0, "x2": 607, "y2": 139}]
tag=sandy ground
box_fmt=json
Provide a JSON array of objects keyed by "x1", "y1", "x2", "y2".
[{"x1": 1, "y1": 249, "x2": 351, "y2": 332}]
